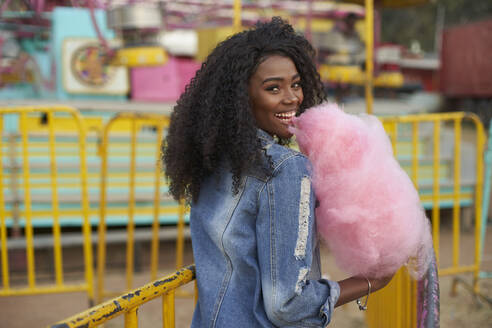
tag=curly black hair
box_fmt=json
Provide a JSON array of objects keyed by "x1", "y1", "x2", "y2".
[{"x1": 163, "y1": 17, "x2": 326, "y2": 202}]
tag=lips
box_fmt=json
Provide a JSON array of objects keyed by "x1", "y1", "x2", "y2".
[{"x1": 274, "y1": 111, "x2": 296, "y2": 122}]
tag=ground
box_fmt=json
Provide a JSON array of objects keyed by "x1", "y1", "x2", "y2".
[{"x1": 1, "y1": 224, "x2": 491, "y2": 328}]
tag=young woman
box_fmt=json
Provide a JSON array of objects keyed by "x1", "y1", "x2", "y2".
[{"x1": 163, "y1": 17, "x2": 393, "y2": 327}]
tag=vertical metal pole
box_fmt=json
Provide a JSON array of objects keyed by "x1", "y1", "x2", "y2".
[
  {"x1": 0, "y1": 116, "x2": 10, "y2": 290},
  {"x1": 432, "y1": 120, "x2": 441, "y2": 264},
  {"x1": 395, "y1": 271, "x2": 402, "y2": 328},
  {"x1": 20, "y1": 112, "x2": 35, "y2": 288},
  {"x1": 473, "y1": 117, "x2": 485, "y2": 293},
  {"x1": 480, "y1": 123, "x2": 492, "y2": 280},
  {"x1": 364, "y1": 0, "x2": 374, "y2": 114},
  {"x1": 411, "y1": 122, "x2": 419, "y2": 186},
  {"x1": 125, "y1": 308, "x2": 139, "y2": 328},
  {"x1": 452, "y1": 119, "x2": 461, "y2": 268},
  {"x1": 75, "y1": 110, "x2": 94, "y2": 305},
  {"x1": 151, "y1": 123, "x2": 164, "y2": 281},
  {"x1": 162, "y1": 291, "x2": 175, "y2": 328},
  {"x1": 48, "y1": 111, "x2": 63, "y2": 286},
  {"x1": 175, "y1": 199, "x2": 185, "y2": 271},
  {"x1": 127, "y1": 118, "x2": 137, "y2": 290},
  {"x1": 8, "y1": 133, "x2": 20, "y2": 238},
  {"x1": 233, "y1": 0, "x2": 241, "y2": 30},
  {"x1": 411, "y1": 279, "x2": 417, "y2": 327},
  {"x1": 404, "y1": 272, "x2": 411, "y2": 327},
  {"x1": 97, "y1": 122, "x2": 109, "y2": 303},
  {"x1": 392, "y1": 122, "x2": 398, "y2": 156},
  {"x1": 305, "y1": 0, "x2": 313, "y2": 42}
]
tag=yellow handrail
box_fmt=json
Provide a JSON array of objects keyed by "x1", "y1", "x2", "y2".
[{"x1": 50, "y1": 265, "x2": 196, "y2": 328}]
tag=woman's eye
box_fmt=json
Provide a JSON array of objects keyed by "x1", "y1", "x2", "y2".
[
  {"x1": 292, "y1": 81, "x2": 302, "y2": 89},
  {"x1": 265, "y1": 86, "x2": 280, "y2": 92}
]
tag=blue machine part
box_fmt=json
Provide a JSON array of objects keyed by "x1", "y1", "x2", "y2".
[{"x1": 51, "y1": 6, "x2": 126, "y2": 101}]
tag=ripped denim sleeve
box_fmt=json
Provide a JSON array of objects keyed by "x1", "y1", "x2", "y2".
[
  {"x1": 257, "y1": 155, "x2": 340, "y2": 328},
  {"x1": 294, "y1": 176, "x2": 311, "y2": 260}
]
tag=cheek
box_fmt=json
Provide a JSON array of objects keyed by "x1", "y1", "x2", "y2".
[{"x1": 255, "y1": 97, "x2": 277, "y2": 115}]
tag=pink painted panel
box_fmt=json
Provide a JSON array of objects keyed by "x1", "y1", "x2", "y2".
[{"x1": 130, "y1": 57, "x2": 201, "y2": 102}]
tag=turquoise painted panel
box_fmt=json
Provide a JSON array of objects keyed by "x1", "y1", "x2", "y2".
[{"x1": 51, "y1": 6, "x2": 125, "y2": 101}]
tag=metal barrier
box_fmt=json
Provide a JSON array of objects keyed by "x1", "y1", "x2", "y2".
[
  {"x1": 50, "y1": 264, "x2": 196, "y2": 328},
  {"x1": 450, "y1": 118, "x2": 492, "y2": 306},
  {"x1": 0, "y1": 106, "x2": 94, "y2": 304},
  {"x1": 479, "y1": 121, "x2": 492, "y2": 281},
  {"x1": 96, "y1": 112, "x2": 189, "y2": 303},
  {"x1": 367, "y1": 112, "x2": 485, "y2": 327}
]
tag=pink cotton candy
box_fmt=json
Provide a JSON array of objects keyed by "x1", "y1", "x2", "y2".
[{"x1": 289, "y1": 103, "x2": 433, "y2": 279}]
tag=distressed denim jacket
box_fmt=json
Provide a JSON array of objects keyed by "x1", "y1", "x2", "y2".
[{"x1": 190, "y1": 129, "x2": 340, "y2": 328}]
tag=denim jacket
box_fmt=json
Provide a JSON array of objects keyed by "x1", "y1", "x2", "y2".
[{"x1": 190, "y1": 129, "x2": 340, "y2": 328}]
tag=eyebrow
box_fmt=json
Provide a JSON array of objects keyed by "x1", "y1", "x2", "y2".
[{"x1": 261, "y1": 73, "x2": 300, "y2": 85}]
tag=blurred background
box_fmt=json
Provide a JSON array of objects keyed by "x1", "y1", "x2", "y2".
[{"x1": 0, "y1": 1, "x2": 491, "y2": 327}]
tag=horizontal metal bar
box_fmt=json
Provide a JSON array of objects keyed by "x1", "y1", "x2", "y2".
[
  {"x1": 380, "y1": 112, "x2": 466, "y2": 122},
  {"x1": 3, "y1": 161, "x2": 158, "y2": 171},
  {"x1": 2, "y1": 191, "x2": 174, "y2": 204},
  {"x1": 5, "y1": 227, "x2": 191, "y2": 249},
  {"x1": 0, "y1": 284, "x2": 88, "y2": 296},
  {"x1": 439, "y1": 265, "x2": 478, "y2": 276},
  {"x1": 0, "y1": 100, "x2": 174, "y2": 114}
]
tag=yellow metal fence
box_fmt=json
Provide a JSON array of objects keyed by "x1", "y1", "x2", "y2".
[
  {"x1": 1, "y1": 108, "x2": 487, "y2": 327},
  {"x1": 0, "y1": 106, "x2": 94, "y2": 303},
  {"x1": 0, "y1": 107, "x2": 189, "y2": 308},
  {"x1": 96, "y1": 112, "x2": 189, "y2": 303},
  {"x1": 50, "y1": 264, "x2": 196, "y2": 328},
  {"x1": 367, "y1": 112, "x2": 485, "y2": 327}
]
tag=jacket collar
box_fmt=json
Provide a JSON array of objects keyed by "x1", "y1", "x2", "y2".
[{"x1": 257, "y1": 129, "x2": 275, "y2": 150}]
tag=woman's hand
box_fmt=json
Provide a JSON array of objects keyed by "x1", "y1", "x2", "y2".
[
  {"x1": 370, "y1": 274, "x2": 394, "y2": 292},
  {"x1": 335, "y1": 273, "x2": 395, "y2": 307}
]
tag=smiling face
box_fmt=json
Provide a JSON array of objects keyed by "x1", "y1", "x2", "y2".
[{"x1": 248, "y1": 55, "x2": 304, "y2": 139}]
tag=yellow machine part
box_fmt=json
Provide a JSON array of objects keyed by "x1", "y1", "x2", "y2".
[
  {"x1": 342, "y1": 0, "x2": 429, "y2": 8},
  {"x1": 319, "y1": 64, "x2": 404, "y2": 88},
  {"x1": 195, "y1": 26, "x2": 244, "y2": 62},
  {"x1": 0, "y1": 71, "x2": 34, "y2": 83},
  {"x1": 112, "y1": 47, "x2": 168, "y2": 67}
]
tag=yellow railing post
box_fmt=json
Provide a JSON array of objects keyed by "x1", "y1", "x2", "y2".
[
  {"x1": 20, "y1": 112, "x2": 36, "y2": 288},
  {"x1": 125, "y1": 308, "x2": 139, "y2": 328},
  {"x1": 96, "y1": 117, "x2": 110, "y2": 304},
  {"x1": 162, "y1": 290, "x2": 175, "y2": 328},
  {"x1": 127, "y1": 118, "x2": 138, "y2": 291},
  {"x1": 47, "y1": 111, "x2": 63, "y2": 286},
  {"x1": 452, "y1": 118, "x2": 462, "y2": 269},
  {"x1": 411, "y1": 121, "x2": 419, "y2": 186},
  {"x1": 469, "y1": 113, "x2": 485, "y2": 293},
  {"x1": 432, "y1": 120, "x2": 441, "y2": 263},
  {"x1": 176, "y1": 199, "x2": 186, "y2": 271},
  {"x1": 364, "y1": 0, "x2": 374, "y2": 114},
  {"x1": 0, "y1": 116, "x2": 9, "y2": 291},
  {"x1": 151, "y1": 123, "x2": 164, "y2": 281},
  {"x1": 73, "y1": 108, "x2": 95, "y2": 305}
]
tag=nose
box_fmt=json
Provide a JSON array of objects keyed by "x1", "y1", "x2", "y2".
[{"x1": 283, "y1": 89, "x2": 300, "y2": 104}]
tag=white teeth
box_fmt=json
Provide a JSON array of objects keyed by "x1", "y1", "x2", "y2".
[{"x1": 275, "y1": 111, "x2": 296, "y2": 119}]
